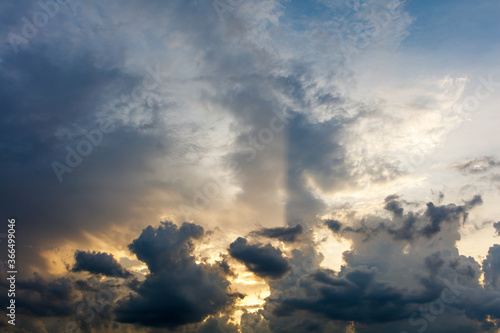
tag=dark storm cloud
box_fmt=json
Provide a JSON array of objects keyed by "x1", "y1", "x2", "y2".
[
  {"x1": 128, "y1": 221, "x2": 204, "y2": 274},
  {"x1": 0, "y1": 40, "x2": 174, "y2": 275},
  {"x1": 272, "y1": 266, "x2": 413, "y2": 323},
  {"x1": 482, "y1": 245, "x2": 500, "y2": 288},
  {"x1": 493, "y1": 221, "x2": 500, "y2": 236},
  {"x1": 0, "y1": 273, "x2": 76, "y2": 318},
  {"x1": 229, "y1": 237, "x2": 290, "y2": 279},
  {"x1": 218, "y1": 256, "x2": 235, "y2": 277},
  {"x1": 250, "y1": 224, "x2": 303, "y2": 242},
  {"x1": 74, "y1": 279, "x2": 99, "y2": 292},
  {"x1": 384, "y1": 195, "x2": 404, "y2": 216},
  {"x1": 0, "y1": 0, "x2": 225, "y2": 282},
  {"x1": 115, "y1": 268, "x2": 233, "y2": 328},
  {"x1": 452, "y1": 156, "x2": 500, "y2": 174},
  {"x1": 421, "y1": 195, "x2": 481, "y2": 237},
  {"x1": 325, "y1": 219, "x2": 343, "y2": 234},
  {"x1": 0, "y1": 46, "x2": 136, "y2": 168},
  {"x1": 449, "y1": 255, "x2": 481, "y2": 280},
  {"x1": 328, "y1": 195, "x2": 483, "y2": 241},
  {"x1": 465, "y1": 194, "x2": 484, "y2": 208},
  {"x1": 421, "y1": 202, "x2": 467, "y2": 237},
  {"x1": 424, "y1": 252, "x2": 445, "y2": 275},
  {"x1": 0, "y1": 270, "x2": 126, "y2": 332},
  {"x1": 71, "y1": 250, "x2": 132, "y2": 278},
  {"x1": 386, "y1": 212, "x2": 418, "y2": 241},
  {"x1": 115, "y1": 222, "x2": 235, "y2": 328}
]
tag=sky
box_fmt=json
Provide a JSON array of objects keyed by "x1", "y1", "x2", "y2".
[{"x1": 1, "y1": 0, "x2": 500, "y2": 332}]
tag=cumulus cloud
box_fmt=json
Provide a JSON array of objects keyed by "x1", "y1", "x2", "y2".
[
  {"x1": 327, "y1": 195, "x2": 483, "y2": 242},
  {"x1": 71, "y1": 250, "x2": 132, "y2": 278},
  {"x1": 127, "y1": 221, "x2": 204, "y2": 274},
  {"x1": 115, "y1": 222, "x2": 235, "y2": 328},
  {"x1": 259, "y1": 197, "x2": 500, "y2": 333},
  {"x1": 229, "y1": 237, "x2": 290, "y2": 279},
  {"x1": 483, "y1": 245, "x2": 500, "y2": 288},
  {"x1": 0, "y1": 199, "x2": 498, "y2": 332}
]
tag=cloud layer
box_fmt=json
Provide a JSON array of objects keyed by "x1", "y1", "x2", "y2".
[{"x1": 1, "y1": 0, "x2": 500, "y2": 332}]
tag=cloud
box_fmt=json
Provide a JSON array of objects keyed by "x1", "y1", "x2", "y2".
[
  {"x1": 115, "y1": 222, "x2": 235, "y2": 328},
  {"x1": 1, "y1": 1, "x2": 499, "y2": 332},
  {"x1": 265, "y1": 251, "x2": 491, "y2": 332},
  {"x1": 71, "y1": 250, "x2": 132, "y2": 278},
  {"x1": 74, "y1": 279, "x2": 99, "y2": 292},
  {"x1": 482, "y1": 245, "x2": 500, "y2": 288},
  {"x1": 421, "y1": 201, "x2": 468, "y2": 238},
  {"x1": 451, "y1": 156, "x2": 500, "y2": 174},
  {"x1": 271, "y1": 266, "x2": 414, "y2": 324},
  {"x1": 229, "y1": 237, "x2": 290, "y2": 279},
  {"x1": 325, "y1": 219, "x2": 343, "y2": 234},
  {"x1": 195, "y1": 316, "x2": 239, "y2": 333},
  {"x1": 0, "y1": 43, "x2": 175, "y2": 274},
  {"x1": 328, "y1": 195, "x2": 483, "y2": 242},
  {"x1": 0, "y1": 270, "x2": 126, "y2": 332},
  {"x1": 0, "y1": 0, "x2": 411, "y2": 280},
  {"x1": 0, "y1": 273, "x2": 76, "y2": 318},
  {"x1": 250, "y1": 224, "x2": 303, "y2": 242},
  {"x1": 257, "y1": 195, "x2": 500, "y2": 332},
  {"x1": 384, "y1": 195, "x2": 404, "y2": 216},
  {"x1": 115, "y1": 268, "x2": 233, "y2": 328},
  {"x1": 424, "y1": 251, "x2": 445, "y2": 276},
  {"x1": 0, "y1": 198, "x2": 498, "y2": 332},
  {"x1": 285, "y1": 113, "x2": 348, "y2": 221},
  {"x1": 127, "y1": 221, "x2": 204, "y2": 274},
  {"x1": 494, "y1": 221, "x2": 500, "y2": 236}
]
